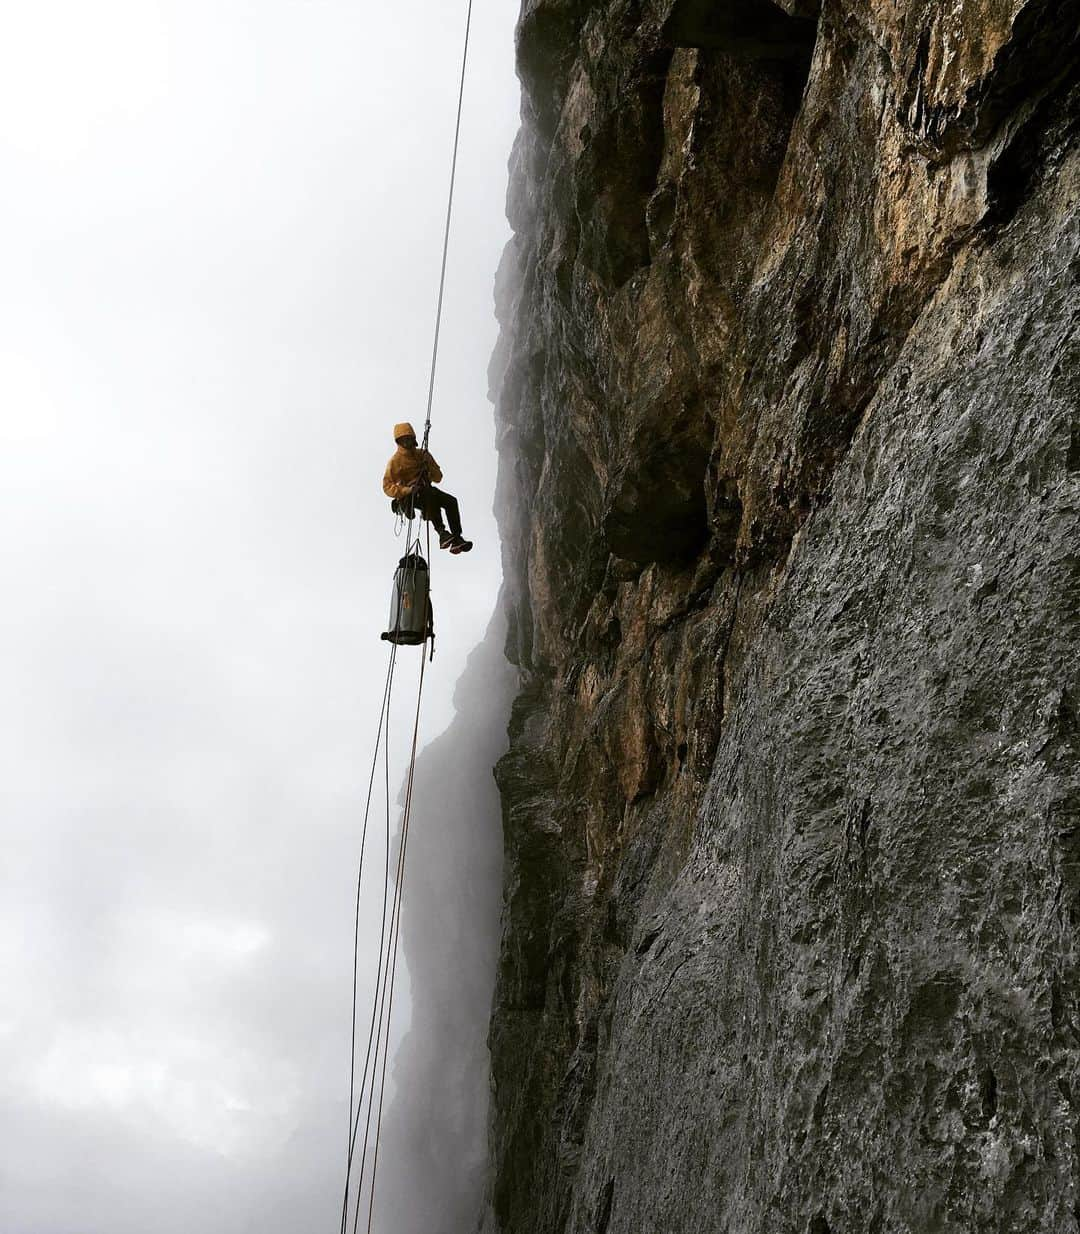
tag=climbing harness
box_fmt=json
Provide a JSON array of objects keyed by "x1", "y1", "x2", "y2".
[{"x1": 338, "y1": 0, "x2": 474, "y2": 1230}]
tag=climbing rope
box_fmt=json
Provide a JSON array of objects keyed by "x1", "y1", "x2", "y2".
[
  {"x1": 343, "y1": 639, "x2": 396, "y2": 1171},
  {"x1": 339, "y1": 570, "x2": 405, "y2": 1234},
  {"x1": 339, "y1": 521, "x2": 434, "y2": 1233},
  {"x1": 421, "y1": 0, "x2": 474, "y2": 452},
  {"x1": 339, "y1": 0, "x2": 473, "y2": 1224},
  {"x1": 339, "y1": 520, "x2": 428, "y2": 1234}
]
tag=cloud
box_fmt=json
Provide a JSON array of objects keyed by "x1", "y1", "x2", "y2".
[{"x1": 0, "y1": 1, "x2": 518, "y2": 1230}]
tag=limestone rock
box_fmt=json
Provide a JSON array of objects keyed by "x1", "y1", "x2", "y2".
[{"x1": 489, "y1": 0, "x2": 1080, "y2": 1230}]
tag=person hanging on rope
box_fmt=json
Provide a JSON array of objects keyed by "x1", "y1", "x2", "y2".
[{"x1": 382, "y1": 422, "x2": 473, "y2": 554}]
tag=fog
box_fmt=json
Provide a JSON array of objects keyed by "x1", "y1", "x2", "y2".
[
  {"x1": 0, "y1": 2, "x2": 518, "y2": 1231},
  {"x1": 375, "y1": 611, "x2": 515, "y2": 1232}
]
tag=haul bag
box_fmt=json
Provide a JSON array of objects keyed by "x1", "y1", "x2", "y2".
[{"x1": 381, "y1": 553, "x2": 433, "y2": 647}]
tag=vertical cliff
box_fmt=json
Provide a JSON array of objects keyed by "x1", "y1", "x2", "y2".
[{"x1": 488, "y1": 1, "x2": 1080, "y2": 1230}]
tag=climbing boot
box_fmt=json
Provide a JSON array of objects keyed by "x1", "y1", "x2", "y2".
[
  {"x1": 439, "y1": 531, "x2": 455, "y2": 550},
  {"x1": 449, "y1": 536, "x2": 473, "y2": 554}
]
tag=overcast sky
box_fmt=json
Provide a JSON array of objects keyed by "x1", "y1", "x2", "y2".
[{"x1": 0, "y1": 2, "x2": 518, "y2": 1230}]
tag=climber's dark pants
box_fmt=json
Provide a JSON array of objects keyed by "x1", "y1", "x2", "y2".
[{"x1": 405, "y1": 486, "x2": 462, "y2": 537}]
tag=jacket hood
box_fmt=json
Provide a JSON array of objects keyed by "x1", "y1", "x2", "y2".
[{"x1": 393, "y1": 422, "x2": 417, "y2": 442}]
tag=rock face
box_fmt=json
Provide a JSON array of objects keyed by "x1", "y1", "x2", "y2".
[{"x1": 487, "y1": 1, "x2": 1080, "y2": 1231}]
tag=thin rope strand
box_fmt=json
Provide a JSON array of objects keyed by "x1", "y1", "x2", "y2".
[
  {"x1": 339, "y1": 642, "x2": 396, "y2": 1234},
  {"x1": 365, "y1": 622, "x2": 429, "y2": 1233},
  {"x1": 422, "y1": 0, "x2": 475, "y2": 450},
  {"x1": 348, "y1": 530, "x2": 434, "y2": 1232},
  {"x1": 340, "y1": 521, "x2": 424, "y2": 1233},
  {"x1": 341, "y1": 645, "x2": 397, "y2": 1229}
]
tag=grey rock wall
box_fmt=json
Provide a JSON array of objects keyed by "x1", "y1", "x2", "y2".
[{"x1": 488, "y1": 0, "x2": 1080, "y2": 1230}]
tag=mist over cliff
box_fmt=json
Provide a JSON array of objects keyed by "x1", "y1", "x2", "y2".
[
  {"x1": 374, "y1": 612, "x2": 514, "y2": 1234},
  {"x1": 481, "y1": 0, "x2": 1080, "y2": 1231}
]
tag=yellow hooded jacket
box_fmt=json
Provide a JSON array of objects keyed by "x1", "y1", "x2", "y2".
[{"x1": 382, "y1": 439, "x2": 443, "y2": 501}]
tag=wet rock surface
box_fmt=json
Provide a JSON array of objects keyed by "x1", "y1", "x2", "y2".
[{"x1": 488, "y1": 1, "x2": 1079, "y2": 1231}]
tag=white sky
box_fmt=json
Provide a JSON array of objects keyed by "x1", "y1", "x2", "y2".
[{"x1": 0, "y1": 2, "x2": 519, "y2": 1230}]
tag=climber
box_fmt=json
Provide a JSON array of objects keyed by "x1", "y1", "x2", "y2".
[{"x1": 382, "y1": 422, "x2": 473, "y2": 553}]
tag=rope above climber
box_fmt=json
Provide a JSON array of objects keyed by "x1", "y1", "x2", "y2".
[{"x1": 382, "y1": 422, "x2": 473, "y2": 554}]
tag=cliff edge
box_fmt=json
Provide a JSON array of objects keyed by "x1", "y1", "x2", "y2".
[{"x1": 488, "y1": 0, "x2": 1080, "y2": 1230}]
